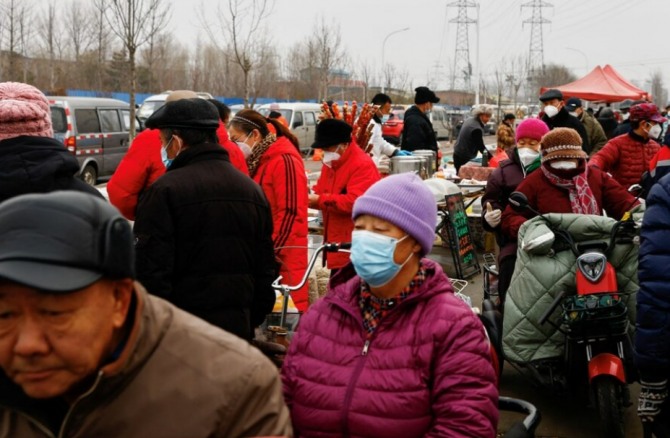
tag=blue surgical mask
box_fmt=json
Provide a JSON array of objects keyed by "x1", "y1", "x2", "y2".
[
  {"x1": 350, "y1": 230, "x2": 411, "y2": 287},
  {"x1": 381, "y1": 114, "x2": 390, "y2": 124},
  {"x1": 161, "y1": 137, "x2": 173, "y2": 168}
]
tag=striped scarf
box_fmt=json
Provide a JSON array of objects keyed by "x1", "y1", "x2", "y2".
[
  {"x1": 541, "y1": 165, "x2": 599, "y2": 215},
  {"x1": 246, "y1": 132, "x2": 277, "y2": 177}
]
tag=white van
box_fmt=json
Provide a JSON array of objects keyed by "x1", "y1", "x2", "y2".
[
  {"x1": 137, "y1": 91, "x2": 214, "y2": 122},
  {"x1": 256, "y1": 103, "x2": 322, "y2": 155}
]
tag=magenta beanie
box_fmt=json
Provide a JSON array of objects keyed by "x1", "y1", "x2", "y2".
[
  {"x1": 515, "y1": 118, "x2": 549, "y2": 142},
  {"x1": 352, "y1": 173, "x2": 437, "y2": 256},
  {"x1": 0, "y1": 82, "x2": 53, "y2": 141}
]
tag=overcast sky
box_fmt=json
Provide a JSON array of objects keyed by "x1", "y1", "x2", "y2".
[{"x1": 170, "y1": 0, "x2": 670, "y2": 102}]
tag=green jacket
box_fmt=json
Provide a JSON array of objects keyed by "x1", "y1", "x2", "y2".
[{"x1": 502, "y1": 214, "x2": 639, "y2": 364}]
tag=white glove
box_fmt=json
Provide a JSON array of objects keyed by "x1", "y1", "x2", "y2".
[{"x1": 484, "y1": 202, "x2": 502, "y2": 228}]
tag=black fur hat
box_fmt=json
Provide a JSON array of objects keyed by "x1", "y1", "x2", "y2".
[{"x1": 145, "y1": 98, "x2": 220, "y2": 130}]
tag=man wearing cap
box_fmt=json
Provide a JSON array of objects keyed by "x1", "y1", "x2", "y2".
[
  {"x1": 453, "y1": 104, "x2": 493, "y2": 173},
  {"x1": 400, "y1": 86, "x2": 440, "y2": 153},
  {"x1": 107, "y1": 90, "x2": 249, "y2": 221},
  {"x1": 612, "y1": 99, "x2": 634, "y2": 137},
  {"x1": 590, "y1": 103, "x2": 667, "y2": 189},
  {"x1": 133, "y1": 98, "x2": 276, "y2": 341},
  {"x1": 0, "y1": 191, "x2": 291, "y2": 437},
  {"x1": 309, "y1": 119, "x2": 380, "y2": 270},
  {"x1": 539, "y1": 88, "x2": 591, "y2": 154},
  {"x1": 0, "y1": 81, "x2": 102, "y2": 203},
  {"x1": 565, "y1": 97, "x2": 607, "y2": 155}
]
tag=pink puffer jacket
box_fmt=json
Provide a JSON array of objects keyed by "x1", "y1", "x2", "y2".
[{"x1": 282, "y1": 259, "x2": 498, "y2": 438}]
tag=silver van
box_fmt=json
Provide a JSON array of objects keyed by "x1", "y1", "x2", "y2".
[
  {"x1": 137, "y1": 90, "x2": 214, "y2": 122},
  {"x1": 430, "y1": 106, "x2": 452, "y2": 140},
  {"x1": 48, "y1": 96, "x2": 134, "y2": 185},
  {"x1": 257, "y1": 103, "x2": 322, "y2": 155}
]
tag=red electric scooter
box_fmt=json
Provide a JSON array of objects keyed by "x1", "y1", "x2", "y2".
[{"x1": 482, "y1": 191, "x2": 639, "y2": 438}]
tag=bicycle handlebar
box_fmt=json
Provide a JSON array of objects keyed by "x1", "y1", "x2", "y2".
[{"x1": 272, "y1": 242, "x2": 351, "y2": 292}]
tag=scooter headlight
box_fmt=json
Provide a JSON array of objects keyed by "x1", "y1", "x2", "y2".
[{"x1": 576, "y1": 253, "x2": 607, "y2": 283}]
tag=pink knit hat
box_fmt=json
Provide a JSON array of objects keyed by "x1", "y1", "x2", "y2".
[
  {"x1": 0, "y1": 82, "x2": 53, "y2": 141},
  {"x1": 515, "y1": 118, "x2": 549, "y2": 142}
]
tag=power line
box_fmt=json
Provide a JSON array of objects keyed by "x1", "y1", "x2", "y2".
[
  {"x1": 521, "y1": 0, "x2": 552, "y2": 76},
  {"x1": 448, "y1": 0, "x2": 478, "y2": 91}
]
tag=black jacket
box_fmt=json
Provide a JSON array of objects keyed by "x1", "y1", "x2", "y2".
[
  {"x1": 401, "y1": 106, "x2": 437, "y2": 152},
  {"x1": 453, "y1": 116, "x2": 487, "y2": 168},
  {"x1": 134, "y1": 142, "x2": 276, "y2": 341},
  {"x1": 542, "y1": 107, "x2": 591, "y2": 154},
  {"x1": 0, "y1": 135, "x2": 102, "y2": 202},
  {"x1": 611, "y1": 119, "x2": 631, "y2": 137}
]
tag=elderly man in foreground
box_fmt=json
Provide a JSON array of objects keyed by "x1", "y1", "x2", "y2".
[{"x1": 0, "y1": 191, "x2": 291, "y2": 438}]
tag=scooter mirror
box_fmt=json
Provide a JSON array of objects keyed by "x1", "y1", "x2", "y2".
[{"x1": 509, "y1": 191, "x2": 529, "y2": 212}]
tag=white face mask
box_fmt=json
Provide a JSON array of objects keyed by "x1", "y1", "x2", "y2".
[
  {"x1": 544, "y1": 105, "x2": 559, "y2": 118},
  {"x1": 621, "y1": 112, "x2": 630, "y2": 121},
  {"x1": 322, "y1": 151, "x2": 341, "y2": 168},
  {"x1": 549, "y1": 160, "x2": 578, "y2": 170},
  {"x1": 647, "y1": 123, "x2": 662, "y2": 139},
  {"x1": 569, "y1": 111, "x2": 579, "y2": 118},
  {"x1": 517, "y1": 148, "x2": 540, "y2": 167},
  {"x1": 236, "y1": 141, "x2": 252, "y2": 158}
]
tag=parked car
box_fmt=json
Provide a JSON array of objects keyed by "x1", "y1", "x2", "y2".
[
  {"x1": 381, "y1": 106, "x2": 407, "y2": 145},
  {"x1": 136, "y1": 90, "x2": 214, "y2": 122},
  {"x1": 382, "y1": 105, "x2": 452, "y2": 145},
  {"x1": 256, "y1": 103, "x2": 322, "y2": 156},
  {"x1": 49, "y1": 96, "x2": 137, "y2": 185}
]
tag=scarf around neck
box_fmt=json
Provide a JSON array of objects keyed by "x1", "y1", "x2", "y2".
[
  {"x1": 541, "y1": 164, "x2": 599, "y2": 215},
  {"x1": 246, "y1": 132, "x2": 277, "y2": 177}
]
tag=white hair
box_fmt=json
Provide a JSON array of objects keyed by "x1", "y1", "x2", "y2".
[{"x1": 472, "y1": 104, "x2": 493, "y2": 116}]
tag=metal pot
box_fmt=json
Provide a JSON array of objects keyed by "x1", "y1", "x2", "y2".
[
  {"x1": 412, "y1": 150, "x2": 437, "y2": 176},
  {"x1": 390, "y1": 156, "x2": 428, "y2": 179}
]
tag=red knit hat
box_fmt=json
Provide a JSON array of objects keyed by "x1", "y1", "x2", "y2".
[
  {"x1": 0, "y1": 82, "x2": 53, "y2": 141},
  {"x1": 515, "y1": 118, "x2": 549, "y2": 142}
]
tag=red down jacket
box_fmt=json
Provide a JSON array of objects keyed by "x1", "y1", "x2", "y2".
[
  {"x1": 588, "y1": 131, "x2": 660, "y2": 189},
  {"x1": 252, "y1": 136, "x2": 309, "y2": 311},
  {"x1": 108, "y1": 123, "x2": 248, "y2": 220},
  {"x1": 282, "y1": 259, "x2": 499, "y2": 438},
  {"x1": 313, "y1": 141, "x2": 380, "y2": 269}
]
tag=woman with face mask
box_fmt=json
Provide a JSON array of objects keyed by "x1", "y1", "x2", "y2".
[
  {"x1": 283, "y1": 173, "x2": 498, "y2": 437},
  {"x1": 309, "y1": 119, "x2": 380, "y2": 271},
  {"x1": 590, "y1": 103, "x2": 667, "y2": 189},
  {"x1": 480, "y1": 118, "x2": 549, "y2": 304},
  {"x1": 502, "y1": 127, "x2": 639, "y2": 242},
  {"x1": 228, "y1": 110, "x2": 310, "y2": 311}
]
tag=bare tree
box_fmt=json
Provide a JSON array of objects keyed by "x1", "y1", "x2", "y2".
[
  {"x1": 91, "y1": 0, "x2": 113, "y2": 90},
  {"x1": 3, "y1": 0, "x2": 33, "y2": 81},
  {"x1": 649, "y1": 70, "x2": 668, "y2": 109},
  {"x1": 202, "y1": 0, "x2": 274, "y2": 108},
  {"x1": 308, "y1": 18, "x2": 345, "y2": 102},
  {"x1": 65, "y1": 0, "x2": 93, "y2": 62},
  {"x1": 105, "y1": 0, "x2": 171, "y2": 138},
  {"x1": 37, "y1": 1, "x2": 64, "y2": 91},
  {"x1": 357, "y1": 58, "x2": 376, "y2": 103}
]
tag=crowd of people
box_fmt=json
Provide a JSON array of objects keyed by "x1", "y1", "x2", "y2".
[
  {"x1": 1, "y1": 77, "x2": 670, "y2": 437},
  {"x1": 478, "y1": 88, "x2": 670, "y2": 436}
]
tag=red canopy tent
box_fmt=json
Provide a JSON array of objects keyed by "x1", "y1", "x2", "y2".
[{"x1": 540, "y1": 65, "x2": 648, "y2": 103}]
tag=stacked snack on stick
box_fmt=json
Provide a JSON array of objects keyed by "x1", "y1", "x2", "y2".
[{"x1": 319, "y1": 100, "x2": 379, "y2": 154}]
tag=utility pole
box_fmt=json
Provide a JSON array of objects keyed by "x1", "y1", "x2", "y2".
[
  {"x1": 448, "y1": 0, "x2": 477, "y2": 93},
  {"x1": 522, "y1": 0, "x2": 552, "y2": 80}
]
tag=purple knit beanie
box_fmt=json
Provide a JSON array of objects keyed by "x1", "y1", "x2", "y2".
[
  {"x1": 353, "y1": 173, "x2": 437, "y2": 256},
  {"x1": 515, "y1": 118, "x2": 549, "y2": 143},
  {"x1": 0, "y1": 82, "x2": 53, "y2": 141}
]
